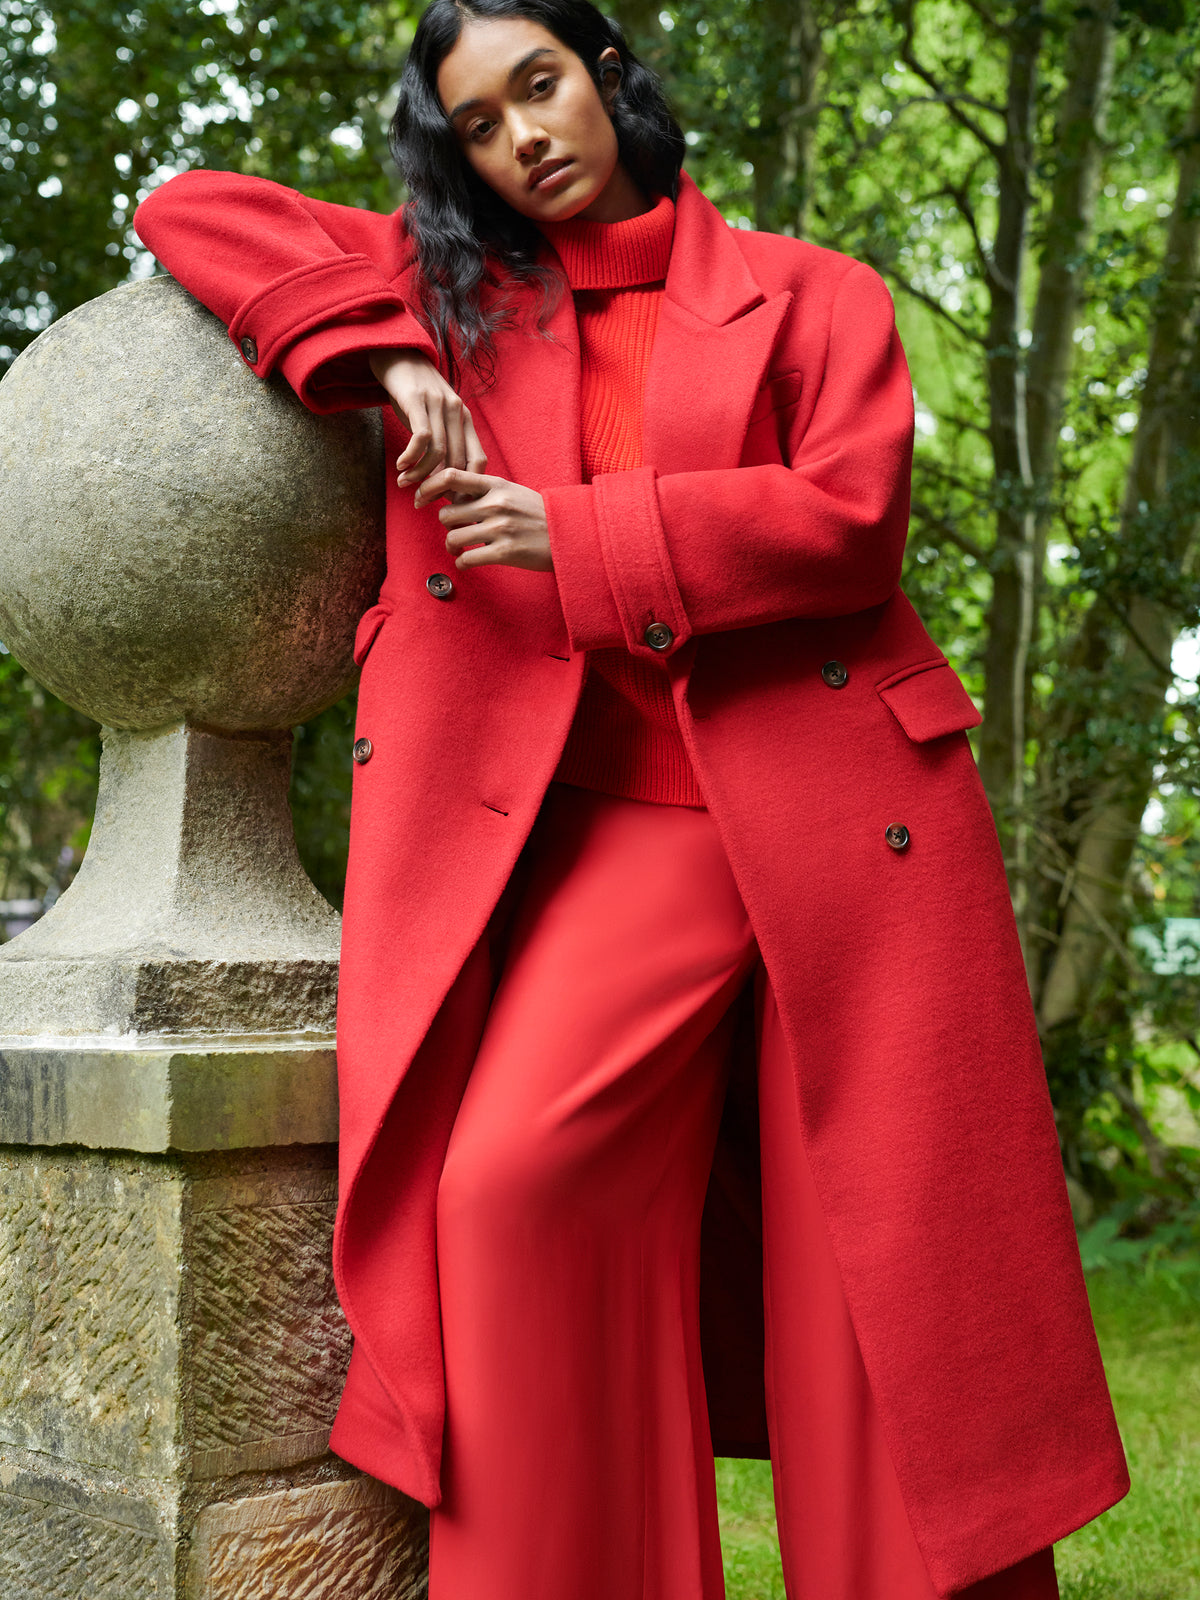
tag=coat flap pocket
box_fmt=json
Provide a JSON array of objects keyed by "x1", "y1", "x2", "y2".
[
  {"x1": 748, "y1": 369, "x2": 804, "y2": 427},
  {"x1": 353, "y1": 603, "x2": 391, "y2": 667},
  {"x1": 876, "y1": 658, "x2": 981, "y2": 742}
]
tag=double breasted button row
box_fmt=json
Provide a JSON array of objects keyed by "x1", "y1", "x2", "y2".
[
  {"x1": 427, "y1": 572, "x2": 455, "y2": 600},
  {"x1": 644, "y1": 621, "x2": 674, "y2": 651},
  {"x1": 353, "y1": 737, "x2": 373, "y2": 764}
]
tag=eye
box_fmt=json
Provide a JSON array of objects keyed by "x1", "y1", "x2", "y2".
[
  {"x1": 466, "y1": 117, "x2": 496, "y2": 144},
  {"x1": 529, "y1": 74, "x2": 556, "y2": 97}
]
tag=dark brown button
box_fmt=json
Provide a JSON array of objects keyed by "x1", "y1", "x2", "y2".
[
  {"x1": 352, "y1": 737, "x2": 373, "y2": 764},
  {"x1": 644, "y1": 621, "x2": 674, "y2": 651},
  {"x1": 427, "y1": 572, "x2": 455, "y2": 600},
  {"x1": 884, "y1": 823, "x2": 910, "y2": 852},
  {"x1": 821, "y1": 660, "x2": 849, "y2": 688},
  {"x1": 239, "y1": 335, "x2": 258, "y2": 365}
]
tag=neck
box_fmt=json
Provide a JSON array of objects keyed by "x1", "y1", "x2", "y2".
[
  {"x1": 573, "y1": 162, "x2": 650, "y2": 223},
  {"x1": 535, "y1": 191, "x2": 674, "y2": 291}
]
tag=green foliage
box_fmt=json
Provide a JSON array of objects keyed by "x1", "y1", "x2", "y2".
[
  {"x1": 0, "y1": 651, "x2": 97, "y2": 909},
  {"x1": 0, "y1": 0, "x2": 410, "y2": 369},
  {"x1": 290, "y1": 694, "x2": 356, "y2": 912}
]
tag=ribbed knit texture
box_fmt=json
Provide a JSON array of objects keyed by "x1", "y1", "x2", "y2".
[{"x1": 540, "y1": 194, "x2": 705, "y2": 808}]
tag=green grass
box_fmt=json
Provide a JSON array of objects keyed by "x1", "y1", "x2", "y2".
[
  {"x1": 716, "y1": 1268, "x2": 1200, "y2": 1599},
  {"x1": 715, "y1": 1455, "x2": 786, "y2": 1600}
]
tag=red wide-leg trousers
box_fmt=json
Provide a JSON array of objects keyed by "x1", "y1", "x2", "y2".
[{"x1": 429, "y1": 783, "x2": 1058, "y2": 1600}]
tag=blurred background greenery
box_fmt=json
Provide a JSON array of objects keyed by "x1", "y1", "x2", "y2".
[{"x1": 2, "y1": 0, "x2": 1199, "y2": 1257}]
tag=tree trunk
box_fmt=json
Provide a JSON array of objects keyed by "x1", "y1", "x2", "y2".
[
  {"x1": 1026, "y1": 1, "x2": 1118, "y2": 491},
  {"x1": 752, "y1": 0, "x2": 827, "y2": 236},
  {"x1": 1035, "y1": 61, "x2": 1200, "y2": 1038},
  {"x1": 1018, "y1": 1, "x2": 1118, "y2": 967},
  {"x1": 977, "y1": 0, "x2": 1044, "y2": 935}
]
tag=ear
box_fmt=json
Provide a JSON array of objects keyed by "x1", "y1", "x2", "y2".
[{"x1": 597, "y1": 46, "x2": 623, "y2": 112}]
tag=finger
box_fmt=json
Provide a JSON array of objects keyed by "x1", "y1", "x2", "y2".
[
  {"x1": 417, "y1": 466, "x2": 495, "y2": 506},
  {"x1": 421, "y1": 409, "x2": 448, "y2": 480},
  {"x1": 456, "y1": 536, "x2": 511, "y2": 569},
  {"x1": 443, "y1": 396, "x2": 468, "y2": 474},
  {"x1": 444, "y1": 524, "x2": 496, "y2": 556},
  {"x1": 441, "y1": 496, "x2": 499, "y2": 534},
  {"x1": 403, "y1": 413, "x2": 448, "y2": 490},
  {"x1": 395, "y1": 399, "x2": 432, "y2": 478},
  {"x1": 463, "y1": 411, "x2": 488, "y2": 475}
]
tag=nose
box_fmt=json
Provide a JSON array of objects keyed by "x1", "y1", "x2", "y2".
[{"x1": 508, "y1": 109, "x2": 549, "y2": 163}]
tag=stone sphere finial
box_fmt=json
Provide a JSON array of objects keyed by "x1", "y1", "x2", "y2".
[
  {"x1": 0, "y1": 276, "x2": 387, "y2": 1040},
  {"x1": 0, "y1": 276, "x2": 385, "y2": 732}
]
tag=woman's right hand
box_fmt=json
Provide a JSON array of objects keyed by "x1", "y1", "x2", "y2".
[{"x1": 368, "y1": 348, "x2": 488, "y2": 490}]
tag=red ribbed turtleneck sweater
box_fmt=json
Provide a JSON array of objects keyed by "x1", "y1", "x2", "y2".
[{"x1": 538, "y1": 193, "x2": 705, "y2": 809}]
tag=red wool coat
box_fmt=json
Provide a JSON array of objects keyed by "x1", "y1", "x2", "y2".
[{"x1": 135, "y1": 169, "x2": 1128, "y2": 1594}]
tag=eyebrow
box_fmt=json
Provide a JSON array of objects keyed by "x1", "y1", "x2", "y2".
[{"x1": 446, "y1": 47, "x2": 560, "y2": 124}]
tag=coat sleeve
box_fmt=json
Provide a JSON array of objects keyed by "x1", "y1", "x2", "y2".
[
  {"x1": 542, "y1": 261, "x2": 913, "y2": 653},
  {"x1": 133, "y1": 169, "x2": 439, "y2": 413}
]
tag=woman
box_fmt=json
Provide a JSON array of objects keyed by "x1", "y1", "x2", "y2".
[{"x1": 134, "y1": 3, "x2": 1129, "y2": 1596}]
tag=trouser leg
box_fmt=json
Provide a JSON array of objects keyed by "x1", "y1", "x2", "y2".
[
  {"x1": 756, "y1": 973, "x2": 1059, "y2": 1600},
  {"x1": 429, "y1": 785, "x2": 759, "y2": 1600}
]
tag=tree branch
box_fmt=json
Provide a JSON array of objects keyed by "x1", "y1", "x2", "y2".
[
  {"x1": 959, "y1": 0, "x2": 1003, "y2": 33},
  {"x1": 898, "y1": 43, "x2": 1003, "y2": 158},
  {"x1": 873, "y1": 263, "x2": 985, "y2": 344},
  {"x1": 890, "y1": 91, "x2": 1006, "y2": 122},
  {"x1": 910, "y1": 502, "x2": 989, "y2": 563},
  {"x1": 1099, "y1": 591, "x2": 1176, "y2": 681},
  {"x1": 932, "y1": 173, "x2": 996, "y2": 280}
]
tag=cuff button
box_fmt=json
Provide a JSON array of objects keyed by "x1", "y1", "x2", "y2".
[
  {"x1": 239, "y1": 335, "x2": 258, "y2": 365},
  {"x1": 644, "y1": 621, "x2": 674, "y2": 651}
]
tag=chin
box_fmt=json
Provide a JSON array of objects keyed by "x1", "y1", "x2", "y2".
[{"x1": 508, "y1": 164, "x2": 608, "y2": 224}]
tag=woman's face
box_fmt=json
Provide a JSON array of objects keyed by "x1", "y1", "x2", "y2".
[{"x1": 436, "y1": 15, "x2": 645, "y2": 223}]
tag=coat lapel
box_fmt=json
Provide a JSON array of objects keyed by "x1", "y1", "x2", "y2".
[
  {"x1": 460, "y1": 270, "x2": 581, "y2": 492},
  {"x1": 644, "y1": 174, "x2": 793, "y2": 475}
]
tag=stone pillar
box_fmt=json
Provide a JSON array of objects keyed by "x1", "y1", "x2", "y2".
[{"x1": 0, "y1": 280, "x2": 428, "y2": 1597}]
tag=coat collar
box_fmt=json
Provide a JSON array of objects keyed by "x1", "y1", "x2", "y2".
[{"x1": 462, "y1": 169, "x2": 792, "y2": 486}]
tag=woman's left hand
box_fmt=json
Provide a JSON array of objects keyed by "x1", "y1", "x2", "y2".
[{"x1": 416, "y1": 467, "x2": 552, "y2": 573}]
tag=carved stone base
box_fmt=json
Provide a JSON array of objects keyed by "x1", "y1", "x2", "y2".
[{"x1": 0, "y1": 1139, "x2": 428, "y2": 1599}]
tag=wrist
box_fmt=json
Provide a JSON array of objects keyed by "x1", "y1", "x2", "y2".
[{"x1": 368, "y1": 347, "x2": 431, "y2": 383}]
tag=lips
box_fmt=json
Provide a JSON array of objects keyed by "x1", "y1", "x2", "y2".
[{"x1": 528, "y1": 157, "x2": 573, "y2": 190}]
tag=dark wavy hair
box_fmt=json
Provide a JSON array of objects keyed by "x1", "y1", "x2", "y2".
[{"x1": 390, "y1": 0, "x2": 685, "y2": 385}]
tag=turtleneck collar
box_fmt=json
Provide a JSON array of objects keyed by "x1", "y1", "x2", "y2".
[{"x1": 537, "y1": 191, "x2": 675, "y2": 291}]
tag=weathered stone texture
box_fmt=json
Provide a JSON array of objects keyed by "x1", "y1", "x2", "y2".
[
  {"x1": 0, "y1": 1041, "x2": 338, "y2": 1154},
  {"x1": 0, "y1": 1484, "x2": 170, "y2": 1600},
  {"x1": 188, "y1": 1166, "x2": 351, "y2": 1476},
  {"x1": 0, "y1": 1152, "x2": 180, "y2": 1475},
  {"x1": 0, "y1": 275, "x2": 384, "y2": 733},
  {"x1": 0, "y1": 725, "x2": 341, "y2": 1040},
  {"x1": 190, "y1": 1479, "x2": 428, "y2": 1600},
  {"x1": 0, "y1": 1492, "x2": 170, "y2": 1599},
  {"x1": 0, "y1": 1446, "x2": 176, "y2": 1599}
]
